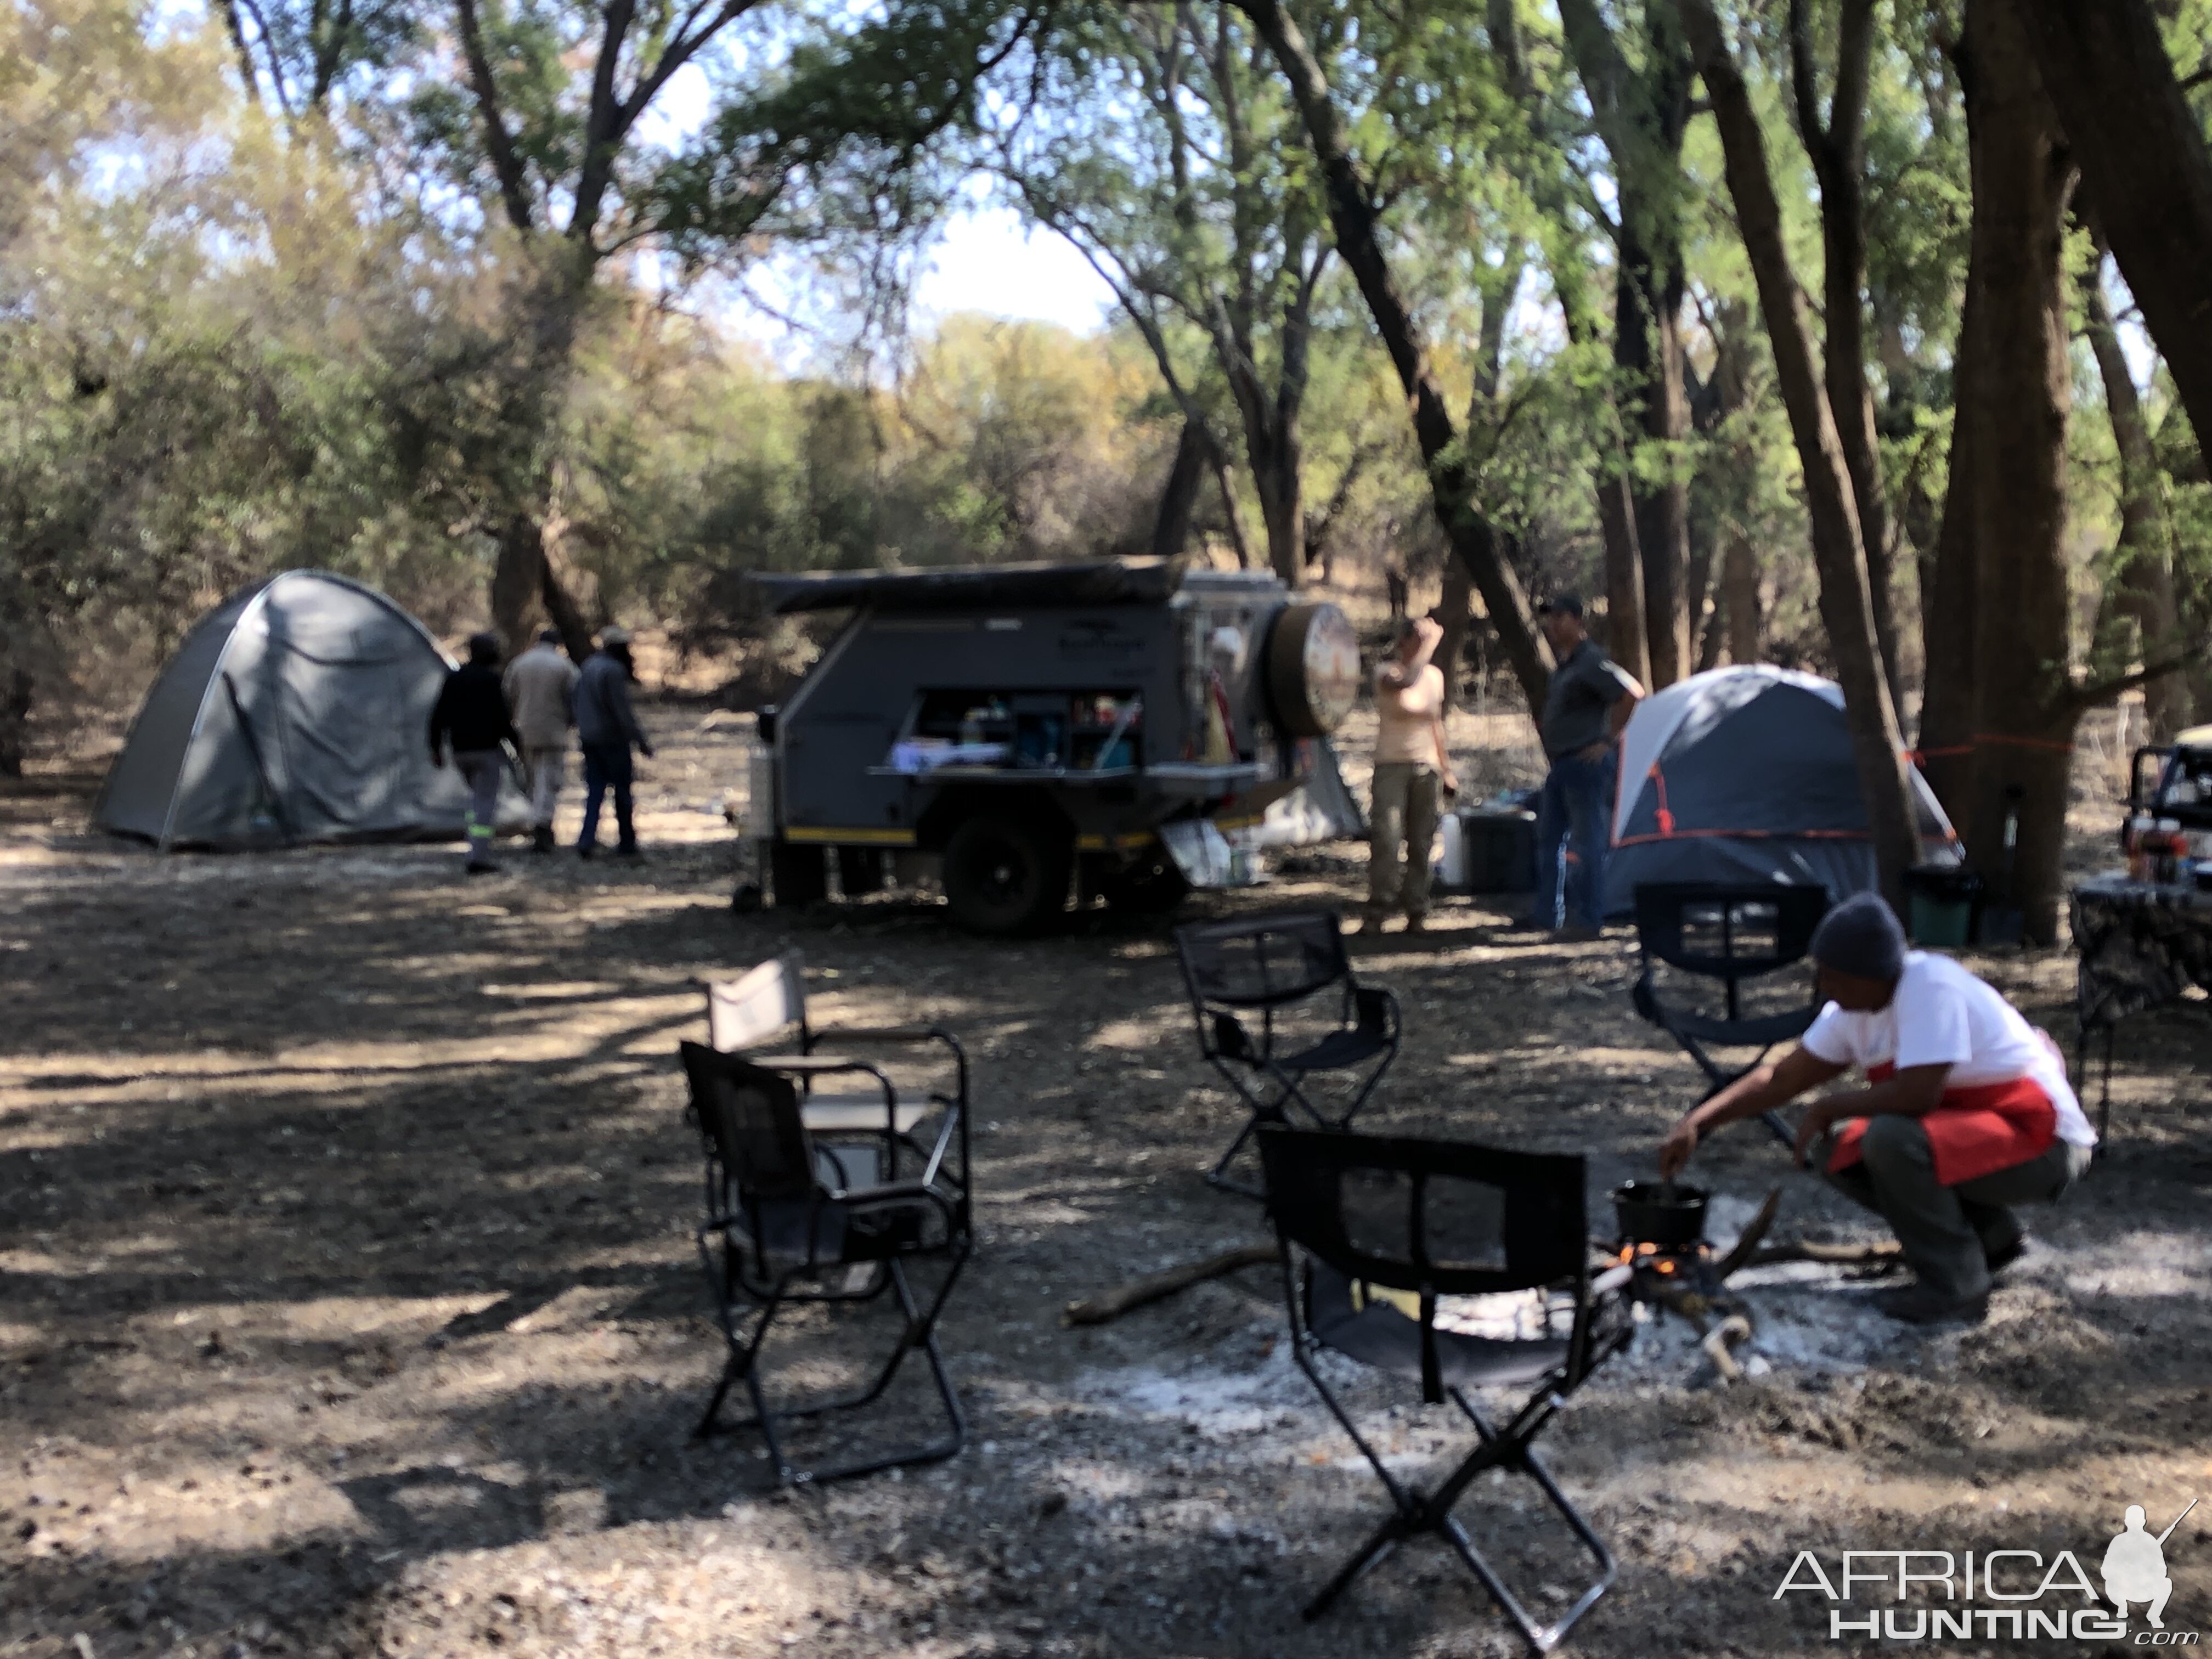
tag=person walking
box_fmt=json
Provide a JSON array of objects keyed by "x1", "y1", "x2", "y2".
[
  {"x1": 573, "y1": 625, "x2": 654, "y2": 860},
  {"x1": 504, "y1": 627, "x2": 579, "y2": 853},
  {"x1": 429, "y1": 631, "x2": 518, "y2": 875},
  {"x1": 1530, "y1": 595, "x2": 1641, "y2": 940},
  {"x1": 1363, "y1": 615, "x2": 1457, "y2": 934}
]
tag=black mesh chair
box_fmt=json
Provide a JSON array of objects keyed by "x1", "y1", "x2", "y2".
[
  {"x1": 1258, "y1": 1126, "x2": 1634, "y2": 1652},
  {"x1": 1630, "y1": 882, "x2": 1830, "y2": 1148},
  {"x1": 681, "y1": 1041, "x2": 970, "y2": 1487},
  {"x1": 1173, "y1": 910, "x2": 1400, "y2": 1197}
]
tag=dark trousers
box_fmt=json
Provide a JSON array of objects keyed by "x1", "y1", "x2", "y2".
[
  {"x1": 1534, "y1": 751, "x2": 1610, "y2": 930},
  {"x1": 579, "y1": 743, "x2": 635, "y2": 852},
  {"x1": 1822, "y1": 1117, "x2": 2091, "y2": 1298}
]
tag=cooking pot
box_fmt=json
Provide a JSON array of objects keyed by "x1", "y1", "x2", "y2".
[{"x1": 1612, "y1": 1181, "x2": 1708, "y2": 1249}]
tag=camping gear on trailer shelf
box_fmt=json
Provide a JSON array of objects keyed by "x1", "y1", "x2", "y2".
[
  {"x1": 740, "y1": 558, "x2": 1365, "y2": 934},
  {"x1": 94, "y1": 569, "x2": 526, "y2": 851},
  {"x1": 1603, "y1": 665, "x2": 1959, "y2": 920}
]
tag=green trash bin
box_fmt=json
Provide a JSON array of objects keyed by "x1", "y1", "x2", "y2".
[{"x1": 1902, "y1": 864, "x2": 1981, "y2": 947}]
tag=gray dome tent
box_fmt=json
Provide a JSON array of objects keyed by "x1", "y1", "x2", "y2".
[
  {"x1": 1601, "y1": 664, "x2": 1958, "y2": 919},
  {"x1": 95, "y1": 570, "x2": 521, "y2": 850}
]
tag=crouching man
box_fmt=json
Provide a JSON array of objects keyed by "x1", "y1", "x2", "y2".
[{"x1": 1658, "y1": 891, "x2": 2097, "y2": 1324}]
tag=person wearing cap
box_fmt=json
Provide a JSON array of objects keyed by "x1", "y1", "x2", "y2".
[
  {"x1": 1364, "y1": 614, "x2": 1458, "y2": 934},
  {"x1": 573, "y1": 625, "x2": 655, "y2": 859},
  {"x1": 429, "y1": 631, "x2": 519, "y2": 874},
  {"x1": 1656, "y1": 892, "x2": 2098, "y2": 1323},
  {"x1": 1530, "y1": 594, "x2": 1640, "y2": 940},
  {"x1": 504, "y1": 626, "x2": 580, "y2": 854}
]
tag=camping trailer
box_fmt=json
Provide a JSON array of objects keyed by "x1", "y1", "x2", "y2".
[{"x1": 738, "y1": 559, "x2": 1364, "y2": 934}]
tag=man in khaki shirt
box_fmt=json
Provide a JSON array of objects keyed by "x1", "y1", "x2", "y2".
[
  {"x1": 1364, "y1": 616, "x2": 1457, "y2": 933},
  {"x1": 503, "y1": 628, "x2": 579, "y2": 854}
]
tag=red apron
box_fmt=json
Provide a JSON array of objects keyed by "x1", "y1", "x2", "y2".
[{"x1": 1826, "y1": 1062, "x2": 2059, "y2": 1186}]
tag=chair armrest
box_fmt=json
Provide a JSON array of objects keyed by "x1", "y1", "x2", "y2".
[
  {"x1": 743, "y1": 1053, "x2": 895, "y2": 1091},
  {"x1": 830, "y1": 1181, "x2": 960, "y2": 1234},
  {"x1": 805, "y1": 1025, "x2": 968, "y2": 1105}
]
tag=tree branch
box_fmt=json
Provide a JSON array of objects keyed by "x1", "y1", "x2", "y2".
[
  {"x1": 215, "y1": 0, "x2": 267, "y2": 114},
  {"x1": 454, "y1": 0, "x2": 535, "y2": 234},
  {"x1": 2069, "y1": 640, "x2": 2212, "y2": 710}
]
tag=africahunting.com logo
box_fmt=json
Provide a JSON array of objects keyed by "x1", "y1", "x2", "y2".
[{"x1": 1775, "y1": 1500, "x2": 2198, "y2": 1643}]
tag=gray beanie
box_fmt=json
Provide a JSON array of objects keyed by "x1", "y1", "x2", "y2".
[{"x1": 1809, "y1": 891, "x2": 1908, "y2": 981}]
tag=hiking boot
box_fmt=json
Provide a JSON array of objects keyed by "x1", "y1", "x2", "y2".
[
  {"x1": 1873, "y1": 1283, "x2": 1989, "y2": 1325},
  {"x1": 577, "y1": 843, "x2": 595, "y2": 861},
  {"x1": 532, "y1": 825, "x2": 556, "y2": 854},
  {"x1": 1984, "y1": 1234, "x2": 2028, "y2": 1276},
  {"x1": 1403, "y1": 914, "x2": 1427, "y2": 934},
  {"x1": 466, "y1": 860, "x2": 500, "y2": 877},
  {"x1": 614, "y1": 843, "x2": 642, "y2": 860}
]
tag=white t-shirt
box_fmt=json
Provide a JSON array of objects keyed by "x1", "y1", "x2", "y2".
[{"x1": 1800, "y1": 952, "x2": 2096, "y2": 1148}]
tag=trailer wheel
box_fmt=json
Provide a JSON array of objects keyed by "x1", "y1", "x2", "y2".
[
  {"x1": 1098, "y1": 846, "x2": 1190, "y2": 915},
  {"x1": 942, "y1": 816, "x2": 1071, "y2": 935},
  {"x1": 769, "y1": 840, "x2": 828, "y2": 907}
]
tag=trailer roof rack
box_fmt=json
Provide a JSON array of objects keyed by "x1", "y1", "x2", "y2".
[{"x1": 744, "y1": 558, "x2": 1274, "y2": 616}]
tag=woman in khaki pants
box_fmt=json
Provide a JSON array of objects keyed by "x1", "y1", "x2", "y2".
[{"x1": 1364, "y1": 616, "x2": 1457, "y2": 934}]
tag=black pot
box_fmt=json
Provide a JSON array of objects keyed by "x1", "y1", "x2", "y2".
[{"x1": 1612, "y1": 1181, "x2": 1708, "y2": 1249}]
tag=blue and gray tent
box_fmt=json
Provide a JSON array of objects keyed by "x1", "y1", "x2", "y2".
[{"x1": 1600, "y1": 664, "x2": 1958, "y2": 919}]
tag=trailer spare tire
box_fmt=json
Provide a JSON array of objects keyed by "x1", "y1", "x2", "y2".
[
  {"x1": 1264, "y1": 601, "x2": 1360, "y2": 737},
  {"x1": 942, "y1": 815, "x2": 1072, "y2": 935}
]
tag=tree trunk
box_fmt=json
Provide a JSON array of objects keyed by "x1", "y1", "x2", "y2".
[
  {"x1": 1675, "y1": 0, "x2": 1921, "y2": 901},
  {"x1": 488, "y1": 257, "x2": 592, "y2": 653},
  {"x1": 1151, "y1": 420, "x2": 1210, "y2": 561},
  {"x1": 1722, "y1": 532, "x2": 1762, "y2": 665},
  {"x1": 1251, "y1": 437, "x2": 1306, "y2": 586},
  {"x1": 1435, "y1": 560, "x2": 1474, "y2": 710},
  {"x1": 2012, "y1": 0, "x2": 2212, "y2": 479},
  {"x1": 1618, "y1": 233, "x2": 1694, "y2": 688},
  {"x1": 1232, "y1": 0, "x2": 1553, "y2": 717},
  {"x1": 1596, "y1": 472, "x2": 1650, "y2": 685},
  {"x1": 0, "y1": 664, "x2": 30, "y2": 778},
  {"x1": 1917, "y1": 255, "x2": 1984, "y2": 821},
  {"x1": 2083, "y1": 242, "x2": 2188, "y2": 737},
  {"x1": 1793, "y1": 0, "x2": 1901, "y2": 710},
  {"x1": 1950, "y1": 0, "x2": 2079, "y2": 945}
]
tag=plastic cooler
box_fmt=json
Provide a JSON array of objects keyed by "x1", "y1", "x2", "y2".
[{"x1": 1902, "y1": 863, "x2": 1982, "y2": 947}]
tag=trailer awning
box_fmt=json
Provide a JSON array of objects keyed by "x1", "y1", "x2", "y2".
[{"x1": 743, "y1": 559, "x2": 1185, "y2": 616}]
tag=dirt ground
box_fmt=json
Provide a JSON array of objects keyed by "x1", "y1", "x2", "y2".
[{"x1": 4, "y1": 701, "x2": 2211, "y2": 1659}]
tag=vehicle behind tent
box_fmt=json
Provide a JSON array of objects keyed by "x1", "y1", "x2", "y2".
[
  {"x1": 1601, "y1": 664, "x2": 1958, "y2": 919},
  {"x1": 95, "y1": 569, "x2": 523, "y2": 850}
]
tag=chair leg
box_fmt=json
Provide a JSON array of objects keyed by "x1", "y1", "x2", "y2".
[
  {"x1": 698, "y1": 1255, "x2": 969, "y2": 1488},
  {"x1": 1299, "y1": 1381, "x2": 1616, "y2": 1654},
  {"x1": 1205, "y1": 1110, "x2": 1276, "y2": 1198}
]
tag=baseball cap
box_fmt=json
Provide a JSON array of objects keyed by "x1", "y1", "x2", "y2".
[
  {"x1": 599, "y1": 625, "x2": 631, "y2": 647},
  {"x1": 1535, "y1": 593, "x2": 1585, "y2": 618}
]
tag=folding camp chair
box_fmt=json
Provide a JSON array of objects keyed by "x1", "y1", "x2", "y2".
[
  {"x1": 681, "y1": 1041, "x2": 970, "y2": 1486},
  {"x1": 1173, "y1": 910, "x2": 1400, "y2": 1198},
  {"x1": 704, "y1": 953, "x2": 969, "y2": 1175},
  {"x1": 1629, "y1": 882, "x2": 1830, "y2": 1150},
  {"x1": 1257, "y1": 1126, "x2": 1634, "y2": 1652}
]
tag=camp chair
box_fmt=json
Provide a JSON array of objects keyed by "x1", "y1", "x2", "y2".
[
  {"x1": 1257, "y1": 1126, "x2": 1634, "y2": 1652},
  {"x1": 1173, "y1": 910, "x2": 1400, "y2": 1198},
  {"x1": 703, "y1": 955, "x2": 968, "y2": 1174},
  {"x1": 1629, "y1": 882, "x2": 1830, "y2": 1148},
  {"x1": 681, "y1": 1041, "x2": 969, "y2": 1486}
]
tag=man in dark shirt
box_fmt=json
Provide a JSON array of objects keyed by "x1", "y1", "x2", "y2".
[
  {"x1": 430, "y1": 631, "x2": 520, "y2": 874},
  {"x1": 1530, "y1": 595, "x2": 1640, "y2": 939},
  {"x1": 572, "y1": 626, "x2": 656, "y2": 859}
]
